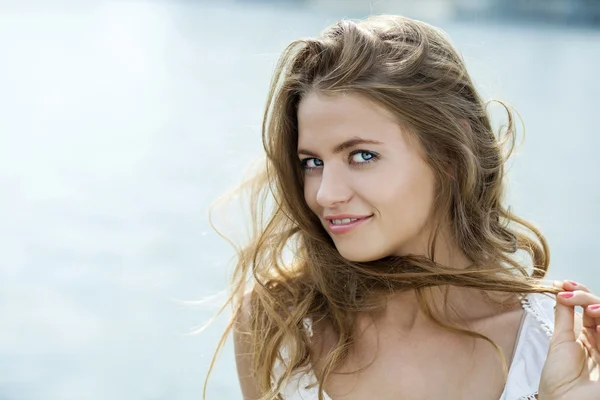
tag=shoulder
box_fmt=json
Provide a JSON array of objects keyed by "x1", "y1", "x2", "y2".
[
  {"x1": 236, "y1": 290, "x2": 254, "y2": 325},
  {"x1": 233, "y1": 290, "x2": 255, "y2": 343},
  {"x1": 233, "y1": 290, "x2": 263, "y2": 400},
  {"x1": 300, "y1": 315, "x2": 338, "y2": 376}
]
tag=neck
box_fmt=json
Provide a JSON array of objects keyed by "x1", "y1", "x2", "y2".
[
  {"x1": 378, "y1": 286, "x2": 499, "y2": 333},
  {"x1": 397, "y1": 219, "x2": 473, "y2": 269},
  {"x1": 376, "y1": 225, "x2": 515, "y2": 333}
]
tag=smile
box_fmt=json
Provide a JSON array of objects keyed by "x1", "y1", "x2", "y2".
[
  {"x1": 331, "y1": 218, "x2": 360, "y2": 225},
  {"x1": 326, "y1": 215, "x2": 373, "y2": 234}
]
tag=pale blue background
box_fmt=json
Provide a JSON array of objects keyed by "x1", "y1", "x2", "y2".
[{"x1": 0, "y1": 1, "x2": 598, "y2": 399}]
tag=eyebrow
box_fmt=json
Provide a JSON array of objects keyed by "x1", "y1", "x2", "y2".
[{"x1": 297, "y1": 137, "x2": 383, "y2": 157}]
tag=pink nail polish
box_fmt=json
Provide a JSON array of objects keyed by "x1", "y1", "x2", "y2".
[
  {"x1": 588, "y1": 304, "x2": 600, "y2": 310},
  {"x1": 558, "y1": 292, "x2": 574, "y2": 298},
  {"x1": 569, "y1": 281, "x2": 578, "y2": 286}
]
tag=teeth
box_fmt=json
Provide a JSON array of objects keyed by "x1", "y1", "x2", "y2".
[{"x1": 331, "y1": 218, "x2": 358, "y2": 225}]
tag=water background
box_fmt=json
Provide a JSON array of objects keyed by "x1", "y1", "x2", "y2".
[{"x1": 0, "y1": 1, "x2": 599, "y2": 399}]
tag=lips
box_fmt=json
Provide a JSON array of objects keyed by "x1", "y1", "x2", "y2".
[{"x1": 324, "y1": 214, "x2": 373, "y2": 234}]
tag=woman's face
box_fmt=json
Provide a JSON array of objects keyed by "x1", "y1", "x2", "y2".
[{"x1": 297, "y1": 92, "x2": 438, "y2": 262}]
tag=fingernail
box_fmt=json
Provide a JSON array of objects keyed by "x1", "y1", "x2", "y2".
[
  {"x1": 558, "y1": 292, "x2": 574, "y2": 298},
  {"x1": 568, "y1": 281, "x2": 578, "y2": 286},
  {"x1": 588, "y1": 304, "x2": 600, "y2": 310}
]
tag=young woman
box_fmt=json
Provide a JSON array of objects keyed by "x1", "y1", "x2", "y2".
[{"x1": 206, "y1": 15, "x2": 600, "y2": 400}]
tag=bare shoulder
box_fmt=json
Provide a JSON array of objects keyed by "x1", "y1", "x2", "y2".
[
  {"x1": 233, "y1": 288, "x2": 337, "y2": 397},
  {"x1": 305, "y1": 315, "x2": 339, "y2": 378},
  {"x1": 233, "y1": 290, "x2": 263, "y2": 400}
]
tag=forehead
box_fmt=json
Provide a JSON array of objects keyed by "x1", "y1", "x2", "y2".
[{"x1": 297, "y1": 92, "x2": 405, "y2": 148}]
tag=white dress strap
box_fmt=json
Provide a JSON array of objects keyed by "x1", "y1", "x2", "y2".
[{"x1": 499, "y1": 293, "x2": 555, "y2": 400}]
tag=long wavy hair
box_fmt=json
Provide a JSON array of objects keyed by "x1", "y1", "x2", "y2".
[{"x1": 204, "y1": 15, "x2": 559, "y2": 400}]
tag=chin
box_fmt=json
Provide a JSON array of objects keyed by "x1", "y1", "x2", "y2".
[{"x1": 336, "y1": 246, "x2": 385, "y2": 263}]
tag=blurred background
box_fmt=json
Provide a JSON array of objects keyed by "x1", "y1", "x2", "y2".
[{"x1": 0, "y1": 0, "x2": 598, "y2": 399}]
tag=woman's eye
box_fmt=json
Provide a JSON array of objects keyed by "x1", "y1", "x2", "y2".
[
  {"x1": 301, "y1": 158, "x2": 323, "y2": 169},
  {"x1": 350, "y1": 151, "x2": 376, "y2": 163}
]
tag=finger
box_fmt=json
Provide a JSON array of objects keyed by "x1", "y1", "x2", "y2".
[
  {"x1": 584, "y1": 306, "x2": 600, "y2": 334},
  {"x1": 552, "y1": 299, "x2": 575, "y2": 346},
  {"x1": 580, "y1": 328, "x2": 594, "y2": 352},
  {"x1": 584, "y1": 304, "x2": 600, "y2": 321},
  {"x1": 556, "y1": 290, "x2": 600, "y2": 307},
  {"x1": 581, "y1": 327, "x2": 600, "y2": 364},
  {"x1": 584, "y1": 305, "x2": 600, "y2": 348},
  {"x1": 553, "y1": 280, "x2": 565, "y2": 290},
  {"x1": 557, "y1": 291, "x2": 600, "y2": 330},
  {"x1": 562, "y1": 280, "x2": 590, "y2": 293}
]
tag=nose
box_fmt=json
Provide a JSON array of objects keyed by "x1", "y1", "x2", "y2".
[{"x1": 315, "y1": 165, "x2": 352, "y2": 208}]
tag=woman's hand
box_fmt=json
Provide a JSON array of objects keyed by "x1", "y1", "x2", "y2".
[{"x1": 538, "y1": 281, "x2": 600, "y2": 399}]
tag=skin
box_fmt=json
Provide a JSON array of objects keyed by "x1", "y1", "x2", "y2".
[
  {"x1": 540, "y1": 280, "x2": 600, "y2": 399},
  {"x1": 233, "y1": 92, "x2": 600, "y2": 399},
  {"x1": 296, "y1": 92, "x2": 526, "y2": 398},
  {"x1": 297, "y1": 92, "x2": 600, "y2": 398},
  {"x1": 298, "y1": 92, "x2": 499, "y2": 327},
  {"x1": 298, "y1": 91, "x2": 464, "y2": 266}
]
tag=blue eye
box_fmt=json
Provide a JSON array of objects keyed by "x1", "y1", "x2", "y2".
[
  {"x1": 350, "y1": 151, "x2": 377, "y2": 164},
  {"x1": 300, "y1": 158, "x2": 323, "y2": 170},
  {"x1": 300, "y1": 151, "x2": 378, "y2": 171}
]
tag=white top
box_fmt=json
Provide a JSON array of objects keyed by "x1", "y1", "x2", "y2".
[{"x1": 276, "y1": 293, "x2": 555, "y2": 400}]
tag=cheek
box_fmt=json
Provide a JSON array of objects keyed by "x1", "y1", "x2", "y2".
[
  {"x1": 375, "y1": 166, "x2": 436, "y2": 224},
  {"x1": 303, "y1": 177, "x2": 320, "y2": 213}
]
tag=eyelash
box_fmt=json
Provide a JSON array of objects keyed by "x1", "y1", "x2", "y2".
[{"x1": 300, "y1": 150, "x2": 379, "y2": 171}]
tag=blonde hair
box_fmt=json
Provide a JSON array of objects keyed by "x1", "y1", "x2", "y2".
[{"x1": 204, "y1": 15, "x2": 559, "y2": 400}]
